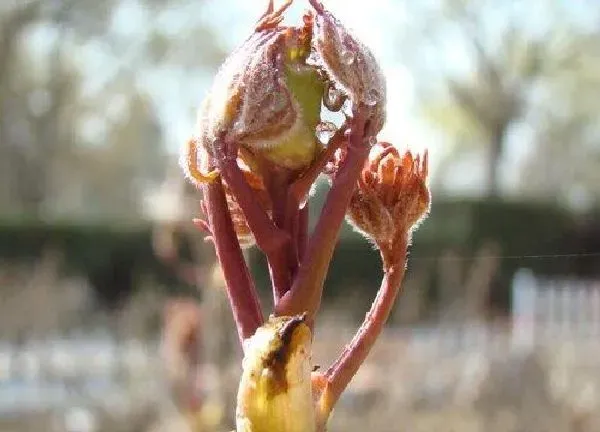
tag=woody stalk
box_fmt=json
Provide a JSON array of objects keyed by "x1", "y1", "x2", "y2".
[{"x1": 180, "y1": 1, "x2": 430, "y2": 431}]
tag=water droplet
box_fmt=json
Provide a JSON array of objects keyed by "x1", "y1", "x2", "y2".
[
  {"x1": 316, "y1": 121, "x2": 338, "y2": 144},
  {"x1": 298, "y1": 193, "x2": 309, "y2": 209},
  {"x1": 306, "y1": 51, "x2": 320, "y2": 67},
  {"x1": 324, "y1": 83, "x2": 345, "y2": 112},
  {"x1": 341, "y1": 50, "x2": 355, "y2": 65},
  {"x1": 364, "y1": 88, "x2": 380, "y2": 107},
  {"x1": 328, "y1": 84, "x2": 341, "y2": 100},
  {"x1": 368, "y1": 136, "x2": 378, "y2": 146},
  {"x1": 342, "y1": 99, "x2": 354, "y2": 118}
]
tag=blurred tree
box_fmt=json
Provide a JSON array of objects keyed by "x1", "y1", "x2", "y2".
[
  {"x1": 404, "y1": 0, "x2": 599, "y2": 200},
  {"x1": 0, "y1": 1, "x2": 42, "y2": 214},
  {"x1": 0, "y1": 0, "x2": 225, "y2": 220},
  {"x1": 520, "y1": 31, "x2": 600, "y2": 206},
  {"x1": 67, "y1": 92, "x2": 166, "y2": 220}
]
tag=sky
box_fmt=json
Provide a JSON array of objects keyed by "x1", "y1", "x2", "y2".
[
  {"x1": 24, "y1": 0, "x2": 600, "y2": 198},
  {"x1": 21, "y1": 0, "x2": 502, "y2": 193},
  {"x1": 109, "y1": 0, "x2": 434, "y2": 158}
]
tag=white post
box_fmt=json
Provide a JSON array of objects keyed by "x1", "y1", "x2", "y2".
[
  {"x1": 546, "y1": 284, "x2": 555, "y2": 340},
  {"x1": 590, "y1": 285, "x2": 600, "y2": 340},
  {"x1": 560, "y1": 283, "x2": 570, "y2": 338},
  {"x1": 511, "y1": 269, "x2": 536, "y2": 350}
]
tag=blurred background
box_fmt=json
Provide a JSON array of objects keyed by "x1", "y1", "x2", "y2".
[{"x1": 0, "y1": 0, "x2": 599, "y2": 431}]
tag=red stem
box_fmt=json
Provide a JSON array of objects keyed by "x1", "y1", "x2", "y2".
[
  {"x1": 275, "y1": 114, "x2": 369, "y2": 319},
  {"x1": 283, "y1": 201, "x2": 300, "y2": 281},
  {"x1": 288, "y1": 124, "x2": 347, "y2": 207},
  {"x1": 269, "y1": 244, "x2": 294, "y2": 302},
  {"x1": 274, "y1": 124, "x2": 347, "y2": 301},
  {"x1": 202, "y1": 178, "x2": 264, "y2": 343},
  {"x1": 217, "y1": 157, "x2": 289, "y2": 255},
  {"x1": 276, "y1": 126, "x2": 347, "y2": 299},
  {"x1": 318, "y1": 237, "x2": 408, "y2": 415},
  {"x1": 218, "y1": 155, "x2": 295, "y2": 302},
  {"x1": 297, "y1": 203, "x2": 309, "y2": 263},
  {"x1": 265, "y1": 170, "x2": 295, "y2": 301}
]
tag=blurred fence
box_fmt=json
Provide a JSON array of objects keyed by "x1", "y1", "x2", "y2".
[
  {"x1": 1, "y1": 270, "x2": 600, "y2": 429},
  {"x1": 0, "y1": 337, "x2": 163, "y2": 416},
  {"x1": 370, "y1": 269, "x2": 600, "y2": 361},
  {"x1": 511, "y1": 269, "x2": 600, "y2": 345}
]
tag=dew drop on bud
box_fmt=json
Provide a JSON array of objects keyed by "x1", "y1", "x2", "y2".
[
  {"x1": 324, "y1": 83, "x2": 346, "y2": 112},
  {"x1": 364, "y1": 88, "x2": 380, "y2": 107},
  {"x1": 328, "y1": 85, "x2": 343, "y2": 102},
  {"x1": 299, "y1": 192, "x2": 309, "y2": 209},
  {"x1": 316, "y1": 121, "x2": 338, "y2": 144},
  {"x1": 306, "y1": 50, "x2": 321, "y2": 67},
  {"x1": 341, "y1": 99, "x2": 354, "y2": 118},
  {"x1": 341, "y1": 50, "x2": 355, "y2": 65}
]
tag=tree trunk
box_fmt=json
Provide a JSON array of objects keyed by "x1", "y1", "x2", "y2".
[{"x1": 486, "y1": 126, "x2": 506, "y2": 198}]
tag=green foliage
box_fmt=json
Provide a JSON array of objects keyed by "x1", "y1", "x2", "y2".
[
  {"x1": 0, "y1": 220, "x2": 199, "y2": 308},
  {"x1": 252, "y1": 198, "x2": 594, "y2": 314},
  {"x1": 410, "y1": 0, "x2": 600, "y2": 200},
  {"x1": 1, "y1": 199, "x2": 596, "y2": 314}
]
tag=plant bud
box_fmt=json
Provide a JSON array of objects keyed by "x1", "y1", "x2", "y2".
[
  {"x1": 346, "y1": 142, "x2": 430, "y2": 266},
  {"x1": 197, "y1": 3, "x2": 325, "y2": 171},
  {"x1": 310, "y1": 0, "x2": 386, "y2": 137},
  {"x1": 192, "y1": 0, "x2": 391, "y2": 176},
  {"x1": 236, "y1": 314, "x2": 315, "y2": 432}
]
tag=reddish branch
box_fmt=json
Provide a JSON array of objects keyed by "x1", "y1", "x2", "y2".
[
  {"x1": 276, "y1": 112, "x2": 369, "y2": 320},
  {"x1": 202, "y1": 172, "x2": 264, "y2": 343},
  {"x1": 318, "y1": 235, "x2": 408, "y2": 413},
  {"x1": 216, "y1": 151, "x2": 294, "y2": 303}
]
